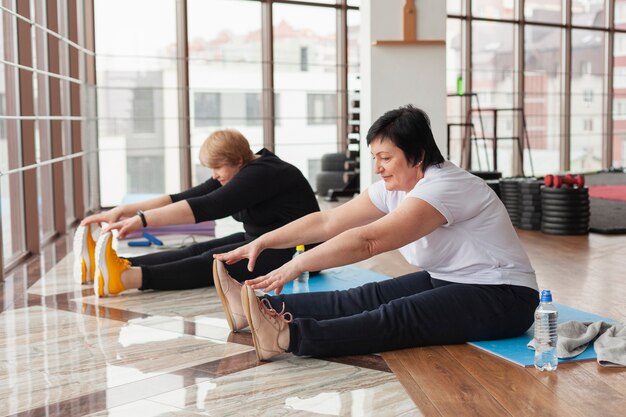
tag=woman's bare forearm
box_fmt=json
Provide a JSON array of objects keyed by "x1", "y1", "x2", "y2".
[
  {"x1": 118, "y1": 195, "x2": 173, "y2": 217},
  {"x1": 142, "y1": 200, "x2": 196, "y2": 227},
  {"x1": 256, "y1": 211, "x2": 333, "y2": 250}
]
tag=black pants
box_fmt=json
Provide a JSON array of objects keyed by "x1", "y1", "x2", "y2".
[
  {"x1": 127, "y1": 232, "x2": 295, "y2": 291},
  {"x1": 265, "y1": 270, "x2": 539, "y2": 357}
]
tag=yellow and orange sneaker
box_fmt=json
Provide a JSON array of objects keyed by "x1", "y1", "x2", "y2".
[
  {"x1": 94, "y1": 232, "x2": 130, "y2": 297},
  {"x1": 73, "y1": 223, "x2": 101, "y2": 284}
]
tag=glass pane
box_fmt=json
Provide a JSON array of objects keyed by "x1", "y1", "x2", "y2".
[
  {"x1": 471, "y1": 22, "x2": 516, "y2": 176},
  {"x1": 347, "y1": 9, "x2": 360, "y2": 170},
  {"x1": 525, "y1": 0, "x2": 561, "y2": 23},
  {"x1": 472, "y1": 0, "x2": 515, "y2": 20},
  {"x1": 617, "y1": 0, "x2": 626, "y2": 30},
  {"x1": 32, "y1": 2, "x2": 55, "y2": 239},
  {"x1": 524, "y1": 25, "x2": 562, "y2": 177},
  {"x1": 347, "y1": 10, "x2": 360, "y2": 84},
  {"x1": 1, "y1": 172, "x2": 26, "y2": 261},
  {"x1": 613, "y1": 32, "x2": 626, "y2": 168},
  {"x1": 187, "y1": 0, "x2": 263, "y2": 186},
  {"x1": 446, "y1": 18, "x2": 464, "y2": 165},
  {"x1": 347, "y1": 0, "x2": 360, "y2": 7},
  {"x1": 1, "y1": 10, "x2": 26, "y2": 262},
  {"x1": 570, "y1": 29, "x2": 605, "y2": 172},
  {"x1": 448, "y1": 0, "x2": 463, "y2": 15},
  {"x1": 572, "y1": 0, "x2": 606, "y2": 28},
  {"x1": 84, "y1": 85, "x2": 100, "y2": 210},
  {"x1": 273, "y1": 3, "x2": 338, "y2": 187},
  {"x1": 95, "y1": 0, "x2": 180, "y2": 207}
]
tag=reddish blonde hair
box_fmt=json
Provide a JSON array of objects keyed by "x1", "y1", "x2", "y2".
[{"x1": 199, "y1": 129, "x2": 254, "y2": 168}]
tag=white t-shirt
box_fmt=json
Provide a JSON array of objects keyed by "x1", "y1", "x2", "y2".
[{"x1": 368, "y1": 161, "x2": 538, "y2": 291}]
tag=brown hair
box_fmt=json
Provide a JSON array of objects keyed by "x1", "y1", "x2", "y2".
[{"x1": 199, "y1": 129, "x2": 254, "y2": 168}]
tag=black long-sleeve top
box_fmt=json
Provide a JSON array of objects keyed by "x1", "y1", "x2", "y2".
[{"x1": 170, "y1": 148, "x2": 320, "y2": 238}]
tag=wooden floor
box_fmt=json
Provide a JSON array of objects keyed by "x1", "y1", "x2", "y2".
[
  {"x1": 383, "y1": 229, "x2": 626, "y2": 417},
  {"x1": 2, "y1": 212, "x2": 625, "y2": 416}
]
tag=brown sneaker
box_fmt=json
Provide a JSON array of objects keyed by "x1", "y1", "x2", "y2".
[
  {"x1": 213, "y1": 260, "x2": 248, "y2": 332},
  {"x1": 241, "y1": 285, "x2": 292, "y2": 362}
]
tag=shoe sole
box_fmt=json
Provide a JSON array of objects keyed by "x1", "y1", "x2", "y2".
[
  {"x1": 73, "y1": 225, "x2": 89, "y2": 284},
  {"x1": 213, "y1": 260, "x2": 237, "y2": 333},
  {"x1": 241, "y1": 286, "x2": 263, "y2": 363},
  {"x1": 94, "y1": 232, "x2": 112, "y2": 297}
]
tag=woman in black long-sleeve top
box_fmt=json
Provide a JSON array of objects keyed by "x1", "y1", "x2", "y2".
[{"x1": 78, "y1": 129, "x2": 320, "y2": 297}]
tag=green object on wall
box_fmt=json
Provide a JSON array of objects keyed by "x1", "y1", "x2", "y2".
[{"x1": 456, "y1": 75, "x2": 463, "y2": 96}]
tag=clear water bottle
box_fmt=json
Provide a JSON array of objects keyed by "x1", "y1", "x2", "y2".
[
  {"x1": 292, "y1": 245, "x2": 309, "y2": 284},
  {"x1": 534, "y1": 289, "x2": 559, "y2": 371}
]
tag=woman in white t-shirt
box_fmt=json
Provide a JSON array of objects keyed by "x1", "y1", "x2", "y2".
[{"x1": 213, "y1": 105, "x2": 540, "y2": 361}]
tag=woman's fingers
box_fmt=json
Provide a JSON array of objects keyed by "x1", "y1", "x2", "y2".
[
  {"x1": 118, "y1": 224, "x2": 131, "y2": 240},
  {"x1": 247, "y1": 253, "x2": 257, "y2": 272},
  {"x1": 81, "y1": 214, "x2": 104, "y2": 226},
  {"x1": 213, "y1": 244, "x2": 261, "y2": 268},
  {"x1": 213, "y1": 250, "x2": 244, "y2": 265},
  {"x1": 101, "y1": 223, "x2": 115, "y2": 234},
  {"x1": 245, "y1": 275, "x2": 267, "y2": 287},
  {"x1": 264, "y1": 279, "x2": 284, "y2": 294},
  {"x1": 245, "y1": 267, "x2": 294, "y2": 293}
]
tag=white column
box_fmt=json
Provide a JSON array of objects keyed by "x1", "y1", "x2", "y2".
[{"x1": 360, "y1": 0, "x2": 447, "y2": 188}]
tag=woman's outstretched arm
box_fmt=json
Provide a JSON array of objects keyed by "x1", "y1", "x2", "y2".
[
  {"x1": 102, "y1": 200, "x2": 195, "y2": 239},
  {"x1": 81, "y1": 195, "x2": 173, "y2": 227},
  {"x1": 214, "y1": 191, "x2": 385, "y2": 272},
  {"x1": 245, "y1": 197, "x2": 446, "y2": 294}
]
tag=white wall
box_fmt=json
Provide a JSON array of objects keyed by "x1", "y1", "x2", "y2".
[{"x1": 360, "y1": 0, "x2": 447, "y2": 188}]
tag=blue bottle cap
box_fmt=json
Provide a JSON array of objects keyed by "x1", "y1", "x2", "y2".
[{"x1": 540, "y1": 289, "x2": 553, "y2": 302}]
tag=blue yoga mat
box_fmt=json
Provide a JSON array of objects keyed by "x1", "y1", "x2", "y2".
[
  {"x1": 271, "y1": 269, "x2": 615, "y2": 367},
  {"x1": 272, "y1": 265, "x2": 390, "y2": 295},
  {"x1": 470, "y1": 303, "x2": 617, "y2": 367}
]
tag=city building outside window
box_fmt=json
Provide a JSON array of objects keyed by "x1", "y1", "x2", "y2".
[
  {"x1": 194, "y1": 92, "x2": 221, "y2": 127},
  {"x1": 307, "y1": 93, "x2": 336, "y2": 125}
]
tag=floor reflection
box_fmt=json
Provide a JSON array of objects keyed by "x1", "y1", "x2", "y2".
[{"x1": 1, "y1": 244, "x2": 418, "y2": 416}]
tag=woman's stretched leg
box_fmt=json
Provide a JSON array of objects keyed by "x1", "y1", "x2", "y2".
[
  {"x1": 140, "y1": 236, "x2": 296, "y2": 291},
  {"x1": 285, "y1": 281, "x2": 538, "y2": 357},
  {"x1": 127, "y1": 233, "x2": 247, "y2": 266},
  {"x1": 266, "y1": 270, "x2": 435, "y2": 320}
]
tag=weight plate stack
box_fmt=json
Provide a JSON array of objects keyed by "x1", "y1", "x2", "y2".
[
  {"x1": 499, "y1": 178, "x2": 522, "y2": 226},
  {"x1": 518, "y1": 179, "x2": 543, "y2": 230},
  {"x1": 540, "y1": 186, "x2": 589, "y2": 235}
]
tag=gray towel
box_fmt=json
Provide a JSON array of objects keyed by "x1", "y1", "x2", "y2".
[{"x1": 528, "y1": 321, "x2": 626, "y2": 367}]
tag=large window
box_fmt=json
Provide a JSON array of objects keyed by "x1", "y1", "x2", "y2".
[
  {"x1": 472, "y1": 21, "x2": 515, "y2": 175},
  {"x1": 446, "y1": 18, "x2": 464, "y2": 165},
  {"x1": 570, "y1": 29, "x2": 605, "y2": 172},
  {"x1": 3, "y1": 1, "x2": 357, "y2": 276},
  {"x1": 93, "y1": 0, "x2": 356, "y2": 195},
  {"x1": 187, "y1": 0, "x2": 263, "y2": 186},
  {"x1": 1, "y1": 8, "x2": 25, "y2": 264},
  {"x1": 273, "y1": 2, "x2": 338, "y2": 185},
  {"x1": 1, "y1": 0, "x2": 95, "y2": 274},
  {"x1": 32, "y1": 1, "x2": 55, "y2": 242},
  {"x1": 524, "y1": 25, "x2": 562, "y2": 176},
  {"x1": 448, "y1": 0, "x2": 626, "y2": 174},
  {"x1": 615, "y1": 27, "x2": 626, "y2": 167},
  {"x1": 95, "y1": 0, "x2": 180, "y2": 206}
]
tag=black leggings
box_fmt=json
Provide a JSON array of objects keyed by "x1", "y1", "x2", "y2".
[
  {"x1": 127, "y1": 233, "x2": 295, "y2": 291},
  {"x1": 265, "y1": 270, "x2": 539, "y2": 357}
]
